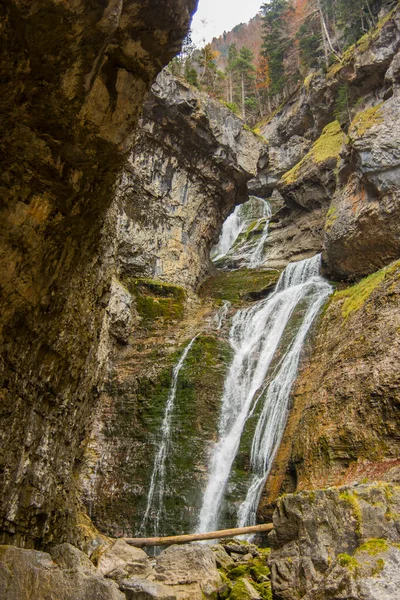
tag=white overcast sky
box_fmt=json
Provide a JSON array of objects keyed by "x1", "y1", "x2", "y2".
[{"x1": 191, "y1": 0, "x2": 262, "y2": 46}]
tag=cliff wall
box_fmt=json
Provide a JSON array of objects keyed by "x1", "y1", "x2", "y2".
[{"x1": 0, "y1": 0, "x2": 196, "y2": 548}]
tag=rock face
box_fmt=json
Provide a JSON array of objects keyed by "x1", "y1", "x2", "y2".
[
  {"x1": 268, "y1": 483, "x2": 400, "y2": 600},
  {"x1": 251, "y1": 5, "x2": 400, "y2": 275},
  {"x1": 259, "y1": 259, "x2": 400, "y2": 519},
  {"x1": 0, "y1": 0, "x2": 196, "y2": 547},
  {"x1": 80, "y1": 75, "x2": 265, "y2": 538},
  {"x1": 116, "y1": 70, "x2": 265, "y2": 289}
]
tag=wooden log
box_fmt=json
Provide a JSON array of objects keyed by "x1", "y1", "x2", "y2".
[{"x1": 123, "y1": 523, "x2": 274, "y2": 548}]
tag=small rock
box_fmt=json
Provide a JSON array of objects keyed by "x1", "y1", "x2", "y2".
[
  {"x1": 97, "y1": 539, "x2": 152, "y2": 582},
  {"x1": 120, "y1": 579, "x2": 177, "y2": 600},
  {"x1": 211, "y1": 544, "x2": 235, "y2": 569}
]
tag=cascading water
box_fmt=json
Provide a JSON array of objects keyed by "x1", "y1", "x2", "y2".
[
  {"x1": 140, "y1": 335, "x2": 198, "y2": 536},
  {"x1": 211, "y1": 197, "x2": 272, "y2": 268},
  {"x1": 197, "y1": 255, "x2": 332, "y2": 533}
]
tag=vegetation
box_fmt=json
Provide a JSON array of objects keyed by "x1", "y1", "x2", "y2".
[
  {"x1": 337, "y1": 553, "x2": 359, "y2": 571},
  {"x1": 169, "y1": 1, "x2": 396, "y2": 126},
  {"x1": 339, "y1": 490, "x2": 363, "y2": 535},
  {"x1": 125, "y1": 278, "x2": 186, "y2": 325},
  {"x1": 356, "y1": 538, "x2": 389, "y2": 555},
  {"x1": 349, "y1": 103, "x2": 384, "y2": 136}
]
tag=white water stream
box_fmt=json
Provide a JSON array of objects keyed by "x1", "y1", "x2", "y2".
[
  {"x1": 197, "y1": 255, "x2": 332, "y2": 533},
  {"x1": 140, "y1": 335, "x2": 198, "y2": 536},
  {"x1": 211, "y1": 197, "x2": 272, "y2": 268}
]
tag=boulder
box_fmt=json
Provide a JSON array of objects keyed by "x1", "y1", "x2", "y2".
[
  {"x1": 120, "y1": 579, "x2": 177, "y2": 600},
  {"x1": 268, "y1": 483, "x2": 400, "y2": 600},
  {"x1": 97, "y1": 539, "x2": 152, "y2": 582},
  {"x1": 155, "y1": 544, "x2": 221, "y2": 599},
  {"x1": 0, "y1": 545, "x2": 124, "y2": 600}
]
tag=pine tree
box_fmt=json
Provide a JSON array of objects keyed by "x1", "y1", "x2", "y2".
[{"x1": 261, "y1": 0, "x2": 295, "y2": 96}]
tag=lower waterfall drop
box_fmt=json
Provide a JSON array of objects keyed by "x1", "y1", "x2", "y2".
[
  {"x1": 141, "y1": 335, "x2": 198, "y2": 537},
  {"x1": 197, "y1": 254, "x2": 332, "y2": 533}
]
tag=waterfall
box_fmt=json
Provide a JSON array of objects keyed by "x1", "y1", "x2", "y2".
[
  {"x1": 211, "y1": 197, "x2": 272, "y2": 268},
  {"x1": 141, "y1": 335, "x2": 198, "y2": 536},
  {"x1": 214, "y1": 301, "x2": 231, "y2": 330},
  {"x1": 196, "y1": 255, "x2": 332, "y2": 533}
]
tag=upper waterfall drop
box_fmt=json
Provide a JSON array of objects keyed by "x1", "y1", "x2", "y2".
[
  {"x1": 196, "y1": 254, "x2": 332, "y2": 534},
  {"x1": 211, "y1": 197, "x2": 272, "y2": 269}
]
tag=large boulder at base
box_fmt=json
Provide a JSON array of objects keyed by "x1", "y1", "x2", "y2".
[
  {"x1": 0, "y1": 545, "x2": 124, "y2": 599},
  {"x1": 155, "y1": 544, "x2": 222, "y2": 599},
  {"x1": 97, "y1": 539, "x2": 152, "y2": 582}
]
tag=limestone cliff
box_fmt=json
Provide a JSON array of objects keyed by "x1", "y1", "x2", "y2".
[
  {"x1": 0, "y1": 0, "x2": 196, "y2": 548},
  {"x1": 80, "y1": 72, "x2": 266, "y2": 539}
]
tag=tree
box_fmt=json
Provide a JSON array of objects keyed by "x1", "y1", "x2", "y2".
[
  {"x1": 261, "y1": 0, "x2": 295, "y2": 96},
  {"x1": 231, "y1": 46, "x2": 256, "y2": 121}
]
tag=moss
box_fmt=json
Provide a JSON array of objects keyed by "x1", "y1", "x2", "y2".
[
  {"x1": 250, "y1": 563, "x2": 270, "y2": 583},
  {"x1": 218, "y1": 571, "x2": 233, "y2": 599},
  {"x1": 339, "y1": 490, "x2": 363, "y2": 536},
  {"x1": 304, "y1": 73, "x2": 314, "y2": 90},
  {"x1": 334, "y1": 260, "x2": 400, "y2": 320},
  {"x1": 199, "y1": 269, "x2": 280, "y2": 304},
  {"x1": 325, "y1": 206, "x2": 337, "y2": 231},
  {"x1": 337, "y1": 553, "x2": 359, "y2": 571},
  {"x1": 349, "y1": 103, "x2": 384, "y2": 137},
  {"x1": 282, "y1": 121, "x2": 344, "y2": 185},
  {"x1": 125, "y1": 277, "x2": 186, "y2": 325},
  {"x1": 356, "y1": 538, "x2": 389, "y2": 556},
  {"x1": 228, "y1": 564, "x2": 252, "y2": 580},
  {"x1": 230, "y1": 578, "x2": 272, "y2": 600}
]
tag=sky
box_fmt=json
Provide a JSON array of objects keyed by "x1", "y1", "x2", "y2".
[{"x1": 191, "y1": 0, "x2": 262, "y2": 46}]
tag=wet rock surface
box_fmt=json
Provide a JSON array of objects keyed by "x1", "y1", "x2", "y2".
[{"x1": 259, "y1": 259, "x2": 400, "y2": 515}]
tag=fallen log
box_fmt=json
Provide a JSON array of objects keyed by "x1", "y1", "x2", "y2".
[{"x1": 123, "y1": 523, "x2": 274, "y2": 548}]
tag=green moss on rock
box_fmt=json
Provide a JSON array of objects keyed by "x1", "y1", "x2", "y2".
[
  {"x1": 334, "y1": 259, "x2": 400, "y2": 320},
  {"x1": 125, "y1": 277, "x2": 186, "y2": 324},
  {"x1": 349, "y1": 103, "x2": 384, "y2": 137},
  {"x1": 282, "y1": 121, "x2": 344, "y2": 185},
  {"x1": 339, "y1": 490, "x2": 363, "y2": 536},
  {"x1": 337, "y1": 553, "x2": 359, "y2": 571},
  {"x1": 199, "y1": 269, "x2": 280, "y2": 304},
  {"x1": 325, "y1": 206, "x2": 337, "y2": 231},
  {"x1": 356, "y1": 538, "x2": 389, "y2": 556}
]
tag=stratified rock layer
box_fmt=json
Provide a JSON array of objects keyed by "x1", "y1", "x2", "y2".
[
  {"x1": 268, "y1": 483, "x2": 400, "y2": 600},
  {"x1": 0, "y1": 0, "x2": 196, "y2": 547}
]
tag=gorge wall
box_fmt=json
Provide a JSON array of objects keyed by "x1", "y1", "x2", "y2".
[{"x1": 0, "y1": 0, "x2": 197, "y2": 548}]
